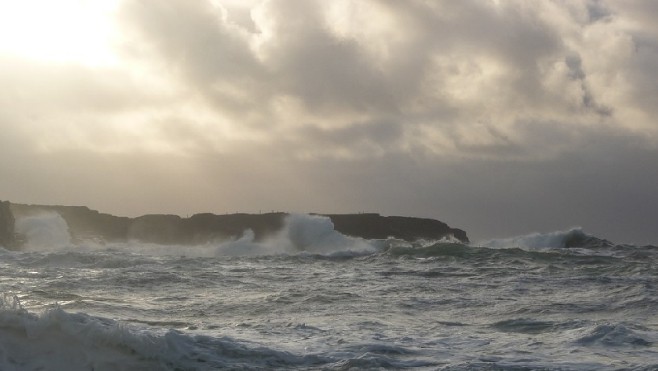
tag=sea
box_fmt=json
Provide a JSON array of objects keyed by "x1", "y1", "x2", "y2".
[{"x1": 1, "y1": 213, "x2": 656, "y2": 370}]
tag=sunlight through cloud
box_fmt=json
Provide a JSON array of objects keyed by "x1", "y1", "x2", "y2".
[{"x1": 0, "y1": 0, "x2": 120, "y2": 66}]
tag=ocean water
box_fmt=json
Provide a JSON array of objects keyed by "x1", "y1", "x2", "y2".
[{"x1": 1, "y1": 213, "x2": 657, "y2": 370}]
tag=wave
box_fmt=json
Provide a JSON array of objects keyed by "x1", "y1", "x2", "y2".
[
  {"x1": 0, "y1": 294, "x2": 320, "y2": 370},
  {"x1": 490, "y1": 318, "x2": 585, "y2": 334},
  {"x1": 572, "y1": 322, "x2": 655, "y2": 347},
  {"x1": 13, "y1": 212, "x2": 384, "y2": 258},
  {"x1": 0, "y1": 294, "x2": 439, "y2": 370},
  {"x1": 388, "y1": 242, "x2": 479, "y2": 258},
  {"x1": 382, "y1": 240, "x2": 651, "y2": 267},
  {"x1": 213, "y1": 213, "x2": 381, "y2": 256},
  {"x1": 13, "y1": 212, "x2": 648, "y2": 261},
  {"x1": 14, "y1": 212, "x2": 72, "y2": 250},
  {"x1": 384, "y1": 242, "x2": 567, "y2": 265},
  {"x1": 478, "y1": 228, "x2": 614, "y2": 249}
]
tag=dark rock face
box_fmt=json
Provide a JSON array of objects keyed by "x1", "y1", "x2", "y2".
[
  {"x1": 8, "y1": 203, "x2": 469, "y2": 245},
  {"x1": 128, "y1": 214, "x2": 185, "y2": 245},
  {"x1": 326, "y1": 213, "x2": 469, "y2": 243},
  {"x1": 184, "y1": 213, "x2": 287, "y2": 243},
  {"x1": 0, "y1": 200, "x2": 16, "y2": 248},
  {"x1": 126, "y1": 213, "x2": 287, "y2": 244}
]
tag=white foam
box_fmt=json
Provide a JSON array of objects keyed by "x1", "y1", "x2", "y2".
[
  {"x1": 477, "y1": 227, "x2": 585, "y2": 249},
  {"x1": 0, "y1": 295, "x2": 328, "y2": 370},
  {"x1": 0, "y1": 294, "x2": 164, "y2": 369},
  {"x1": 14, "y1": 212, "x2": 72, "y2": 250},
  {"x1": 213, "y1": 214, "x2": 380, "y2": 257}
]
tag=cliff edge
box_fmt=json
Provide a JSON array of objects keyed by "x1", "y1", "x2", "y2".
[
  {"x1": 8, "y1": 202, "x2": 469, "y2": 245},
  {"x1": 0, "y1": 201, "x2": 15, "y2": 248}
]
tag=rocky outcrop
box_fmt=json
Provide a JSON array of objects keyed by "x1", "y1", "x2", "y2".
[
  {"x1": 8, "y1": 202, "x2": 469, "y2": 245},
  {"x1": 325, "y1": 213, "x2": 469, "y2": 243},
  {"x1": 183, "y1": 213, "x2": 287, "y2": 243},
  {"x1": 0, "y1": 200, "x2": 16, "y2": 248}
]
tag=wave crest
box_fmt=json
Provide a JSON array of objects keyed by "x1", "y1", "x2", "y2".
[
  {"x1": 0, "y1": 297, "x2": 331, "y2": 370},
  {"x1": 213, "y1": 213, "x2": 381, "y2": 256},
  {"x1": 573, "y1": 323, "x2": 654, "y2": 347},
  {"x1": 14, "y1": 212, "x2": 72, "y2": 250},
  {"x1": 478, "y1": 228, "x2": 613, "y2": 249}
]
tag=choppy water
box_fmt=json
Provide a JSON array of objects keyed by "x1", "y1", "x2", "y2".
[{"x1": 1, "y1": 214, "x2": 657, "y2": 370}]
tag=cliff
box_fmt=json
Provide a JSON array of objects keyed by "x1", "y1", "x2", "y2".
[
  {"x1": 8, "y1": 203, "x2": 469, "y2": 245},
  {"x1": 0, "y1": 200, "x2": 16, "y2": 248},
  {"x1": 324, "y1": 213, "x2": 468, "y2": 242}
]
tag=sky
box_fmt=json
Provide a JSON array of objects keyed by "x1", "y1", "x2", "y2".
[{"x1": 1, "y1": 0, "x2": 657, "y2": 245}]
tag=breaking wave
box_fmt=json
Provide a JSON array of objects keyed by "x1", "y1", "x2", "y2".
[
  {"x1": 0, "y1": 294, "x2": 438, "y2": 370},
  {"x1": 14, "y1": 212, "x2": 72, "y2": 250},
  {"x1": 0, "y1": 294, "x2": 324, "y2": 370},
  {"x1": 213, "y1": 213, "x2": 381, "y2": 256},
  {"x1": 13, "y1": 212, "x2": 383, "y2": 257},
  {"x1": 12, "y1": 212, "x2": 643, "y2": 262},
  {"x1": 478, "y1": 228, "x2": 613, "y2": 249}
]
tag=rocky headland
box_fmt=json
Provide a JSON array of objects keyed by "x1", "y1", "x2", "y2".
[
  {"x1": 2, "y1": 201, "x2": 469, "y2": 248},
  {"x1": 0, "y1": 201, "x2": 15, "y2": 248}
]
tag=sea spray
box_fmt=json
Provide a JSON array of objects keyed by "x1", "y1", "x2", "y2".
[
  {"x1": 477, "y1": 227, "x2": 611, "y2": 249},
  {"x1": 15, "y1": 212, "x2": 72, "y2": 250},
  {"x1": 123, "y1": 213, "x2": 383, "y2": 257}
]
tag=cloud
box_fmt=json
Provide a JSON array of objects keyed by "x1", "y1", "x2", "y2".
[
  {"x1": 6, "y1": 0, "x2": 652, "y2": 161},
  {"x1": 3, "y1": 0, "x2": 656, "y2": 160},
  {"x1": 1, "y1": 0, "x2": 657, "y2": 244},
  {"x1": 108, "y1": 0, "x2": 658, "y2": 162}
]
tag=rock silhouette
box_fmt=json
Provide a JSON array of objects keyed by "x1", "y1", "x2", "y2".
[
  {"x1": 0, "y1": 201, "x2": 15, "y2": 248},
  {"x1": 7, "y1": 202, "x2": 469, "y2": 246}
]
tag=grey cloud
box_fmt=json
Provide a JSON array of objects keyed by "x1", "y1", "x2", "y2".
[
  {"x1": 117, "y1": 0, "x2": 574, "y2": 157},
  {"x1": 278, "y1": 126, "x2": 658, "y2": 244},
  {"x1": 586, "y1": 0, "x2": 612, "y2": 23},
  {"x1": 291, "y1": 119, "x2": 404, "y2": 158},
  {"x1": 3, "y1": 0, "x2": 655, "y2": 160},
  {"x1": 625, "y1": 43, "x2": 658, "y2": 116},
  {"x1": 120, "y1": 0, "x2": 261, "y2": 82},
  {"x1": 119, "y1": 0, "x2": 269, "y2": 117},
  {"x1": 120, "y1": 0, "x2": 397, "y2": 116},
  {"x1": 3, "y1": 0, "x2": 658, "y2": 244},
  {"x1": 592, "y1": 1, "x2": 658, "y2": 118},
  {"x1": 563, "y1": 53, "x2": 612, "y2": 116},
  {"x1": 271, "y1": 30, "x2": 394, "y2": 114},
  {"x1": 608, "y1": 0, "x2": 658, "y2": 31}
]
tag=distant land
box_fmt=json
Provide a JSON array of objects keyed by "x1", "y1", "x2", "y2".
[{"x1": 0, "y1": 201, "x2": 469, "y2": 249}]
